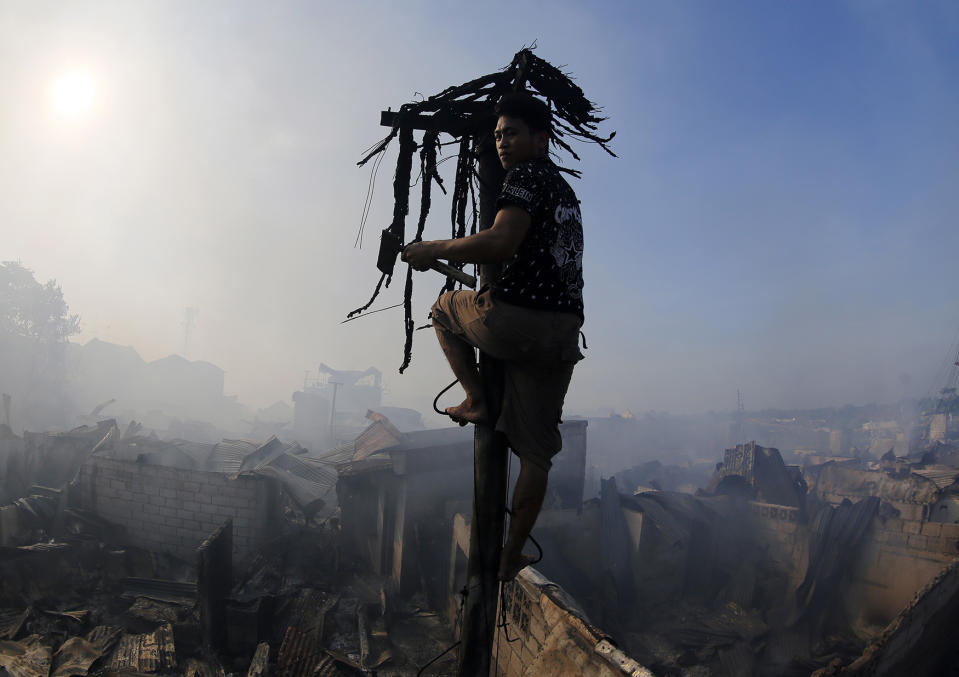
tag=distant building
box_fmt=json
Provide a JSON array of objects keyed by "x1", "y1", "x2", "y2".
[
  {"x1": 292, "y1": 364, "x2": 387, "y2": 453},
  {"x1": 67, "y1": 338, "x2": 242, "y2": 433},
  {"x1": 930, "y1": 413, "x2": 948, "y2": 443},
  {"x1": 829, "y1": 429, "x2": 847, "y2": 455},
  {"x1": 863, "y1": 419, "x2": 907, "y2": 456}
]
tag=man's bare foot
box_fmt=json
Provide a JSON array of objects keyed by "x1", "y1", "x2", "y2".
[
  {"x1": 445, "y1": 398, "x2": 488, "y2": 426},
  {"x1": 498, "y1": 553, "x2": 536, "y2": 582}
]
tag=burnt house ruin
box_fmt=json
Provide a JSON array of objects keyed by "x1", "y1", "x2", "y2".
[{"x1": 3, "y1": 399, "x2": 959, "y2": 675}]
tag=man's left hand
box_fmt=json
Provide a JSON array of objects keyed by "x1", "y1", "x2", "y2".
[{"x1": 401, "y1": 242, "x2": 438, "y2": 271}]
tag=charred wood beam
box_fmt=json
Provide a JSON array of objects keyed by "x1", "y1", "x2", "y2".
[
  {"x1": 197, "y1": 519, "x2": 233, "y2": 651},
  {"x1": 379, "y1": 102, "x2": 494, "y2": 136}
]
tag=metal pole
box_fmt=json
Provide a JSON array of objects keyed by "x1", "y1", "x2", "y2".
[
  {"x1": 328, "y1": 381, "x2": 341, "y2": 445},
  {"x1": 457, "y1": 130, "x2": 508, "y2": 677}
]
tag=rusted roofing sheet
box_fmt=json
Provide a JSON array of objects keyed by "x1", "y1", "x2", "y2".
[
  {"x1": 51, "y1": 625, "x2": 121, "y2": 677},
  {"x1": 276, "y1": 625, "x2": 320, "y2": 677},
  {"x1": 0, "y1": 635, "x2": 52, "y2": 677},
  {"x1": 108, "y1": 623, "x2": 176, "y2": 673},
  {"x1": 247, "y1": 642, "x2": 269, "y2": 677}
]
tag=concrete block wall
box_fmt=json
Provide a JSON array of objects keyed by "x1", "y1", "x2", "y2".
[
  {"x1": 495, "y1": 579, "x2": 542, "y2": 676},
  {"x1": 75, "y1": 457, "x2": 277, "y2": 561},
  {"x1": 817, "y1": 493, "x2": 928, "y2": 522},
  {"x1": 749, "y1": 499, "x2": 959, "y2": 624},
  {"x1": 749, "y1": 501, "x2": 807, "y2": 586},
  {"x1": 750, "y1": 496, "x2": 959, "y2": 624},
  {"x1": 492, "y1": 572, "x2": 652, "y2": 677},
  {"x1": 848, "y1": 517, "x2": 959, "y2": 622},
  {"x1": 931, "y1": 495, "x2": 959, "y2": 523},
  {"x1": 841, "y1": 557, "x2": 959, "y2": 675}
]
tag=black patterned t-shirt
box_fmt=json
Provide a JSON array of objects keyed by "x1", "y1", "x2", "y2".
[{"x1": 492, "y1": 157, "x2": 584, "y2": 320}]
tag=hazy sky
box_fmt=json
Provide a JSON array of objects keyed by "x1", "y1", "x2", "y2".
[{"x1": 2, "y1": 1, "x2": 958, "y2": 422}]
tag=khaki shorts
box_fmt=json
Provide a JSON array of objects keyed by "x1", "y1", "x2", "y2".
[{"x1": 431, "y1": 289, "x2": 583, "y2": 470}]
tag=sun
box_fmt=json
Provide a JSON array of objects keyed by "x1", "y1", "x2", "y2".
[{"x1": 49, "y1": 70, "x2": 96, "y2": 119}]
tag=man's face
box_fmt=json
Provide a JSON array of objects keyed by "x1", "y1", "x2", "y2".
[{"x1": 494, "y1": 115, "x2": 547, "y2": 170}]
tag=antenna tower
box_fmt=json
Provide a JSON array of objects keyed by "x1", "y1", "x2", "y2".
[
  {"x1": 733, "y1": 389, "x2": 746, "y2": 444},
  {"x1": 182, "y1": 307, "x2": 199, "y2": 358}
]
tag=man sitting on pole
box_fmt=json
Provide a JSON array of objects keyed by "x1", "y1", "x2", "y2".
[{"x1": 402, "y1": 92, "x2": 585, "y2": 581}]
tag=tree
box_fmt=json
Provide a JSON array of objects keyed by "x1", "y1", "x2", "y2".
[
  {"x1": 0, "y1": 261, "x2": 80, "y2": 344},
  {"x1": 0, "y1": 261, "x2": 80, "y2": 429}
]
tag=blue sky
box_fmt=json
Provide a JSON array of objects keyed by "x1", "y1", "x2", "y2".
[{"x1": 1, "y1": 1, "x2": 957, "y2": 418}]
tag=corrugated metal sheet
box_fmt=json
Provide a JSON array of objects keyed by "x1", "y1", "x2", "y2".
[
  {"x1": 314, "y1": 654, "x2": 357, "y2": 676},
  {"x1": 121, "y1": 578, "x2": 197, "y2": 606},
  {"x1": 335, "y1": 456, "x2": 394, "y2": 477},
  {"x1": 241, "y1": 443, "x2": 338, "y2": 511},
  {"x1": 282, "y1": 440, "x2": 309, "y2": 456},
  {"x1": 276, "y1": 625, "x2": 320, "y2": 677},
  {"x1": 208, "y1": 439, "x2": 259, "y2": 475},
  {"x1": 274, "y1": 453, "x2": 336, "y2": 487},
  {"x1": 0, "y1": 608, "x2": 27, "y2": 640},
  {"x1": 108, "y1": 623, "x2": 176, "y2": 673},
  {"x1": 0, "y1": 635, "x2": 51, "y2": 677},
  {"x1": 235, "y1": 437, "x2": 287, "y2": 477},
  {"x1": 308, "y1": 442, "x2": 356, "y2": 465},
  {"x1": 51, "y1": 626, "x2": 122, "y2": 677},
  {"x1": 172, "y1": 440, "x2": 217, "y2": 466},
  {"x1": 353, "y1": 419, "x2": 403, "y2": 460},
  {"x1": 246, "y1": 642, "x2": 270, "y2": 677},
  {"x1": 912, "y1": 466, "x2": 959, "y2": 490},
  {"x1": 254, "y1": 465, "x2": 330, "y2": 512}
]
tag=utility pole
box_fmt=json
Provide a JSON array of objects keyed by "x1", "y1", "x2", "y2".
[
  {"x1": 374, "y1": 110, "x2": 509, "y2": 675},
  {"x1": 457, "y1": 131, "x2": 508, "y2": 677},
  {"x1": 182, "y1": 306, "x2": 199, "y2": 358},
  {"x1": 328, "y1": 380, "x2": 341, "y2": 446}
]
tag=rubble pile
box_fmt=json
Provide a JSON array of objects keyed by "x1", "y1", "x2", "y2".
[
  {"x1": 3, "y1": 404, "x2": 959, "y2": 676},
  {"x1": 520, "y1": 440, "x2": 959, "y2": 676},
  {"x1": 0, "y1": 421, "x2": 460, "y2": 676}
]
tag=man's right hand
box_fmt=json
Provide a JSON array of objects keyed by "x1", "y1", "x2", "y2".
[
  {"x1": 401, "y1": 241, "x2": 438, "y2": 271},
  {"x1": 402, "y1": 206, "x2": 529, "y2": 267}
]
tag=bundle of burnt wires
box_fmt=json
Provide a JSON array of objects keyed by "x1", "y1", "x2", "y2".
[{"x1": 348, "y1": 47, "x2": 616, "y2": 374}]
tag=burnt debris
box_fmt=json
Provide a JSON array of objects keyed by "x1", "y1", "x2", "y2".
[{"x1": 2, "y1": 399, "x2": 959, "y2": 675}]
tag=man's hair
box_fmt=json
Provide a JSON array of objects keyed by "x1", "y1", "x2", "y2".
[{"x1": 495, "y1": 92, "x2": 552, "y2": 135}]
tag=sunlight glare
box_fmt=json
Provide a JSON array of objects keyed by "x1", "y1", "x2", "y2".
[{"x1": 49, "y1": 70, "x2": 96, "y2": 119}]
